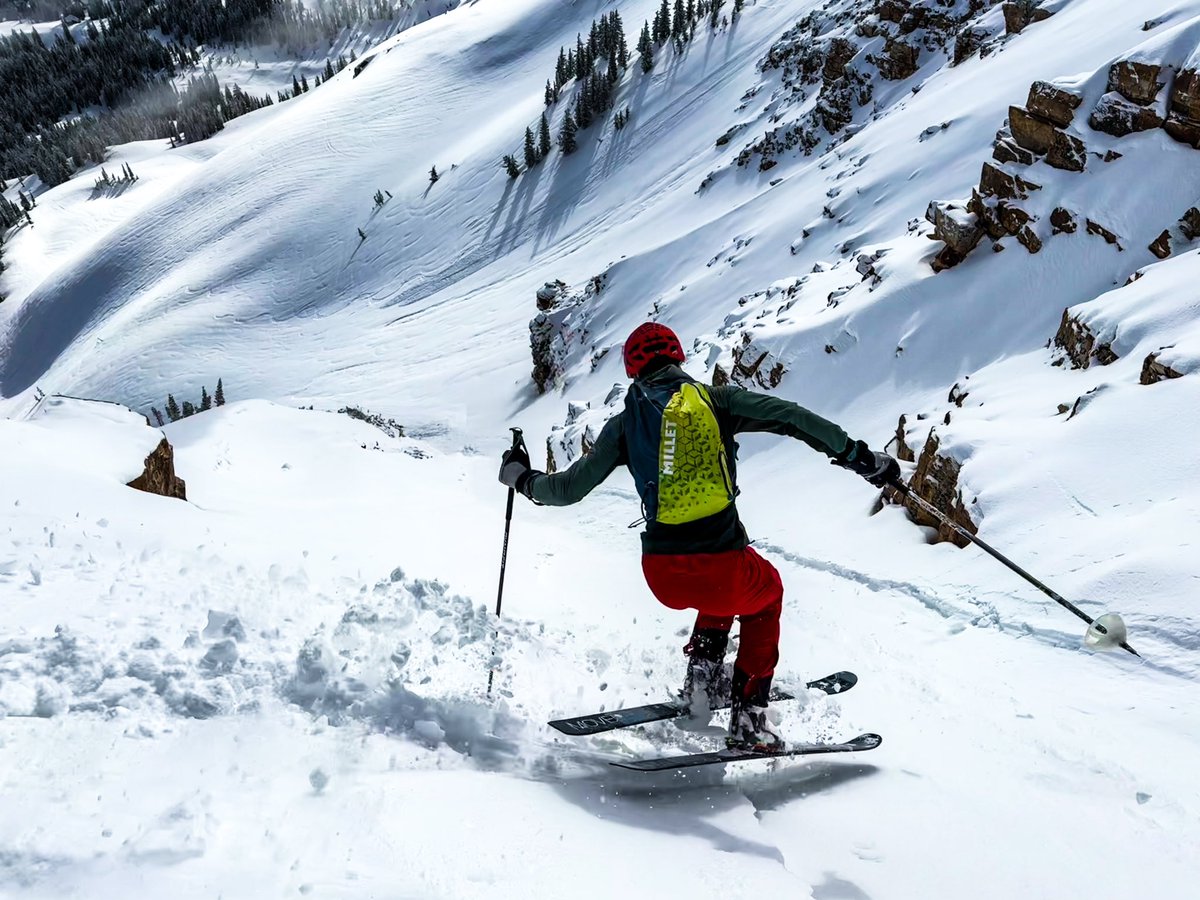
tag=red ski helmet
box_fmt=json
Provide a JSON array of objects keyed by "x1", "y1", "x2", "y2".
[{"x1": 623, "y1": 322, "x2": 686, "y2": 378}]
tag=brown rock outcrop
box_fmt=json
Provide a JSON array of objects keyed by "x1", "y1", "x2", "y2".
[
  {"x1": 1180, "y1": 207, "x2": 1200, "y2": 241},
  {"x1": 1010, "y1": 106, "x2": 1087, "y2": 171},
  {"x1": 1149, "y1": 230, "x2": 1172, "y2": 259},
  {"x1": 1003, "y1": 2, "x2": 1053, "y2": 35},
  {"x1": 127, "y1": 438, "x2": 187, "y2": 501},
  {"x1": 1108, "y1": 61, "x2": 1163, "y2": 106},
  {"x1": 1053, "y1": 310, "x2": 1118, "y2": 369},
  {"x1": 1028, "y1": 81, "x2": 1082, "y2": 128},
  {"x1": 876, "y1": 0, "x2": 910, "y2": 25},
  {"x1": 894, "y1": 415, "x2": 916, "y2": 463},
  {"x1": 926, "y1": 201, "x2": 983, "y2": 269},
  {"x1": 1140, "y1": 352, "x2": 1185, "y2": 385},
  {"x1": 992, "y1": 136, "x2": 1036, "y2": 166},
  {"x1": 1086, "y1": 219, "x2": 1122, "y2": 248},
  {"x1": 874, "y1": 39, "x2": 920, "y2": 81},
  {"x1": 1051, "y1": 207, "x2": 1078, "y2": 234},
  {"x1": 978, "y1": 162, "x2": 1040, "y2": 200},
  {"x1": 1088, "y1": 92, "x2": 1163, "y2": 137},
  {"x1": 1164, "y1": 69, "x2": 1200, "y2": 147},
  {"x1": 903, "y1": 430, "x2": 978, "y2": 548}
]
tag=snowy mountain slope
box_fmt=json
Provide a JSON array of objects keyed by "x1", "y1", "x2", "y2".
[{"x1": 2, "y1": 0, "x2": 1200, "y2": 897}]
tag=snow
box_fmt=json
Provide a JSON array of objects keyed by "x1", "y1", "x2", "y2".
[{"x1": 3, "y1": 0, "x2": 1200, "y2": 896}]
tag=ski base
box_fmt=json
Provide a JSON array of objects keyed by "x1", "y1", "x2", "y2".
[
  {"x1": 611, "y1": 732, "x2": 883, "y2": 772},
  {"x1": 548, "y1": 671, "x2": 857, "y2": 737}
]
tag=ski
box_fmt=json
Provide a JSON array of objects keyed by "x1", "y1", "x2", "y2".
[
  {"x1": 547, "y1": 670, "x2": 857, "y2": 737},
  {"x1": 610, "y1": 732, "x2": 883, "y2": 772}
]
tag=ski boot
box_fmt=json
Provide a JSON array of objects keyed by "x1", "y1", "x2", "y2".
[
  {"x1": 726, "y1": 670, "x2": 784, "y2": 751},
  {"x1": 679, "y1": 628, "x2": 731, "y2": 715}
]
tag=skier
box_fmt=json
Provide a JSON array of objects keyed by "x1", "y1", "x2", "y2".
[{"x1": 499, "y1": 323, "x2": 900, "y2": 750}]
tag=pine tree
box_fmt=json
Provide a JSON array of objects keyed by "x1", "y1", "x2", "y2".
[
  {"x1": 616, "y1": 14, "x2": 630, "y2": 69},
  {"x1": 324, "y1": 59, "x2": 336, "y2": 80},
  {"x1": 538, "y1": 113, "x2": 552, "y2": 158},
  {"x1": 558, "y1": 111, "x2": 578, "y2": 154},
  {"x1": 545, "y1": 79, "x2": 555, "y2": 106},
  {"x1": 606, "y1": 53, "x2": 619, "y2": 85},
  {"x1": 215, "y1": 379, "x2": 225, "y2": 407},
  {"x1": 655, "y1": 0, "x2": 671, "y2": 43},
  {"x1": 524, "y1": 126, "x2": 538, "y2": 167},
  {"x1": 639, "y1": 23, "x2": 655, "y2": 72},
  {"x1": 710, "y1": 0, "x2": 724, "y2": 27},
  {"x1": 566, "y1": 48, "x2": 576, "y2": 80},
  {"x1": 152, "y1": 408, "x2": 165, "y2": 427},
  {"x1": 555, "y1": 47, "x2": 568, "y2": 87},
  {"x1": 576, "y1": 35, "x2": 588, "y2": 74},
  {"x1": 182, "y1": 400, "x2": 197, "y2": 418},
  {"x1": 201, "y1": 386, "x2": 212, "y2": 411},
  {"x1": 301, "y1": 74, "x2": 310, "y2": 93},
  {"x1": 166, "y1": 395, "x2": 181, "y2": 422},
  {"x1": 576, "y1": 77, "x2": 593, "y2": 128},
  {"x1": 733, "y1": 0, "x2": 744, "y2": 19},
  {"x1": 503, "y1": 155, "x2": 520, "y2": 178},
  {"x1": 673, "y1": 0, "x2": 686, "y2": 39},
  {"x1": 292, "y1": 75, "x2": 301, "y2": 96}
]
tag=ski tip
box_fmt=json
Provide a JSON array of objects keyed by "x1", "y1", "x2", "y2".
[
  {"x1": 849, "y1": 732, "x2": 883, "y2": 750},
  {"x1": 832, "y1": 671, "x2": 858, "y2": 690}
]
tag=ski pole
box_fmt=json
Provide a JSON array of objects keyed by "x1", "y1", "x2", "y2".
[
  {"x1": 889, "y1": 479, "x2": 1140, "y2": 658},
  {"x1": 487, "y1": 427, "x2": 526, "y2": 697}
]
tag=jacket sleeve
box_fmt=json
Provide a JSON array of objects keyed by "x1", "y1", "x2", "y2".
[
  {"x1": 527, "y1": 415, "x2": 625, "y2": 506},
  {"x1": 709, "y1": 385, "x2": 853, "y2": 459}
]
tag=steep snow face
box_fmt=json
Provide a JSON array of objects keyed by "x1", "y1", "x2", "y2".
[{"x1": 3, "y1": 0, "x2": 1191, "y2": 415}]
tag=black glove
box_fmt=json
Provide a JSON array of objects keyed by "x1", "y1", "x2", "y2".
[
  {"x1": 498, "y1": 446, "x2": 538, "y2": 497},
  {"x1": 836, "y1": 439, "x2": 901, "y2": 488}
]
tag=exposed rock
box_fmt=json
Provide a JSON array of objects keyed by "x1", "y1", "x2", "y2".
[
  {"x1": 1027, "y1": 81, "x2": 1082, "y2": 128},
  {"x1": 1053, "y1": 310, "x2": 1118, "y2": 369},
  {"x1": 127, "y1": 438, "x2": 187, "y2": 501},
  {"x1": 1044, "y1": 130, "x2": 1087, "y2": 172},
  {"x1": 1085, "y1": 219, "x2": 1122, "y2": 249},
  {"x1": 1180, "y1": 207, "x2": 1200, "y2": 241},
  {"x1": 729, "y1": 334, "x2": 787, "y2": 389},
  {"x1": 1088, "y1": 92, "x2": 1164, "y2": 137},
  {"x1": 953, "y1": 28, "x2": 984, "y2": 66},
  {"x1": 1107, "y1": 61, "x2": 1163, "y2": 106},
  {"x1": 876, "y1": 0, "x2": 910, "y2": 25},
  {"x1": 1010, "y1": 106, "x2": 1057, "y2": 154},
  {"x1": 1149, "y1": 230, "x2": 1172, "y2": 259},
  {"x1": 1003, "y1": 2, "x2": 1053, "y2": 36},
  {"x1": 712, "y1": 363, "x2": 730, "y2": 386},
  {"x1": 873, "y1": 38, "x2": 920, "y2": 81},
  {"x1": 1168, "y1": 69, "x2": 1200, "y2": 119},
  {"x1": 536, "y1": 280, "x2": 566, "y2": 311},
  {"x1": 1016, "y1": 225, "x2": 1043, "y2": 254},
  {"x1": 894, "y1": 415, "x2": 915, "y2": 463},
  {"x1": 823, "y1": 38, "x2": 858, "y2": 83},
  {"x1": 1103, "y1": 149, "x2": 1124, "y2": 162},
  {"x1": 1164, "y1": 69, "x2": 1200, "y2": 147},
  {"x1": 530, "y1": 277, "x2": 601, "y2": 393},
  {"x1": 926, "y1": 201, "x2": 983, "y2": 268},
  {"x1": 902, "y1": 430, "x2": 978, "y2": 549},
  {"x1": 992, "y1": 136, "x2": 1036, "y2": 166},
  {"x1": 1051, "y1": 207, "x2": 1078, "y2": 234},
  {"x1": 978, "y1": 162, "x2": 1040, "y2": 200},
  {"x1": 1140, "y1": 352, "x2": 1185, "y2": 385}
]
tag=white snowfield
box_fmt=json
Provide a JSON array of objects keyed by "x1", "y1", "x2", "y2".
[{"x1": 2, "y1": 0, "x2": 1199, "y2": 897}]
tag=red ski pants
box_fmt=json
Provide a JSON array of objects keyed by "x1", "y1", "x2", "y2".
[{"x1": 641, "y1": 546, "x2": 783, "y2": 695}]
